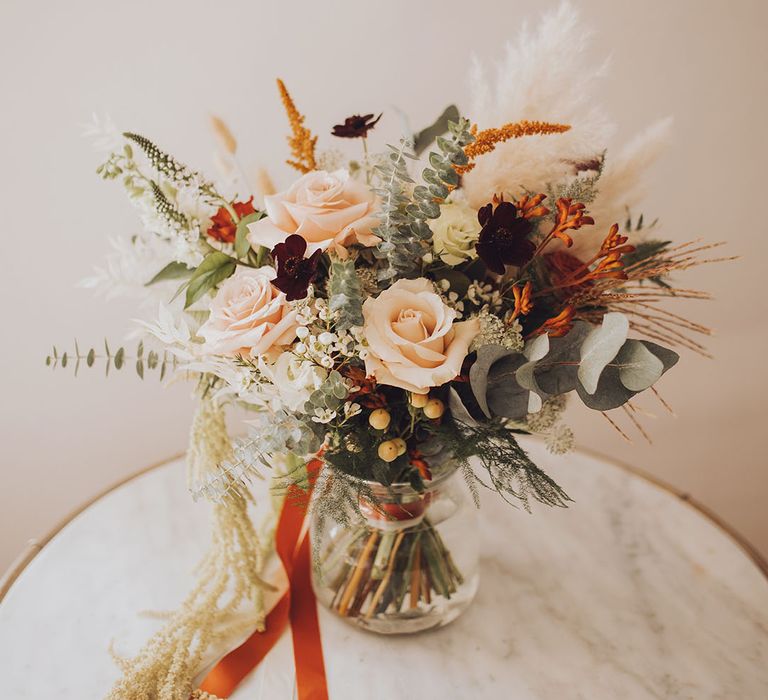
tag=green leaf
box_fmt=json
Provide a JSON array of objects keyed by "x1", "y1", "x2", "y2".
[
  {"x1": 87, "y1": 349, "x2": 95, "y2": 367},
  {"x1": 145, "y1": 261, "x2": 193, "y2": 286},
  {"x1": 469, "y1": 345, "x2": 522, "y2": 418},
  {"x1": 433, "y1": 268, "x2": 470, "y2": 298},
  {"x1": 184, "y1": 252, "x2": 237, "y2": 309},
  {"x1": 515, "y1": 334, "x2": 551, "y2": 413},
  {"x1": 114, "y1": 347, "x2": 125, "y2": 369},
  {"x1": 135, "y1": 359, "x2": 144, "y2": 379},
  {"x1": 576, "y1": 340, "x2": 679, "y2": 411},
  {"x1": 616, "y1": 340, "x2": 663, "y2": 392},
  {"x1": 235, "y1": 211, "x2": 264, "y2": 259},
  {"x1": 578, "y1": 313, "x2": 629, "y2": 394},
  {"x1": 147, "y1": 350, "x2": 159, "y2": 369},
  {"x1": 413, "y1": 105, "x2": 460, "y2": 155}
]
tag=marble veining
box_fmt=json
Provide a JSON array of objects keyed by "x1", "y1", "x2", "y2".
[{"x1": 1, "y1": 440, "x2": 766, "y2": 699}]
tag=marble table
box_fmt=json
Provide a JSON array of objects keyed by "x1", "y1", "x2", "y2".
[{"x1": 1, "y1": 440, "x2": 767, "y2": 699}]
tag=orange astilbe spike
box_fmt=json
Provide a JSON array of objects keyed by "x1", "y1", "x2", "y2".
[
  {"x1": 276, "y1": 78, "x2": 317, "y2": 174},
  {"x1": 550, "y1": 198, "x2": 595, "y2": 248},
  {"x1": 529, "y1": 305, "x2": 575, "y2": 338},
  {"x1": 510, "y1": 281, "x2": 534, "y2": 321},
  {"x1": 535, "y1": 222, "x2": 635, "y2": 297},
  {"x1": 515, "y1": 193, "x2": 550, "y2": 220},
  {"x1": 600, "y1": 223, "x2": 634, "y2": 254},
  {"x1": 526, "y1": 198, "x2": 595, "y2": 264},
  {"x1": 456, "y1": 120, "x2": 571, "y2": 174}
]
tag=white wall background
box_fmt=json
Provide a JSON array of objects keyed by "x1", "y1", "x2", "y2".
[{"x1": 1, "y1": 0, "x2": 766, "y2": 571}]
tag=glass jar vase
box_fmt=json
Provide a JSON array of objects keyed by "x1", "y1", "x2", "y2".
[{"x1": 310, "y1": 464, "x2": 479, "y2": 634}]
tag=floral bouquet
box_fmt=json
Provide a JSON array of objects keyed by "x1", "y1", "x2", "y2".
[{"x1": 51, "y1": 5, "x2": 727, "y2": 698}]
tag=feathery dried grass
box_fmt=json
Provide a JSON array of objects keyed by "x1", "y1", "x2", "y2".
[{"x1": 107, "y1": 397, "x2": 269, "y2": 700}]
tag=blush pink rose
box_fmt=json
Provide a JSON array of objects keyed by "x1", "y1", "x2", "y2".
[
  {"x1": 362, "y1": 278, "x2": 480, "y2": 394},
  {"x1": 247, "y1": 169, "x2": 379, "y2": 257},
  {"x1": 198, "y1": 266, "x2": 298, "y2": 358}
]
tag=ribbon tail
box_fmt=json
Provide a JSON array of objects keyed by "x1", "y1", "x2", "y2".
[
  {"x1": 198, "y1": 593, "x2": 290, "y2": 697},
  {"x1": 197, "y1": 457, "x2": 329, "y2": 699},
  {"x1": 290, "y1": 533, "x2": 329, "y2": 700}
]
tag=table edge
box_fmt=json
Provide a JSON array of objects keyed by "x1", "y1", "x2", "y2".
[
  {"x1": 0, "y1": 451, "x2": 185, "y2": 602},
  {"x1": 1, "y1": 445, "x2": 766, "y2": 605}
]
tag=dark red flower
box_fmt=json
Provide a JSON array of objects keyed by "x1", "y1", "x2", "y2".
[
  {"x1": 271, "y1": 234, "x2": 321, "y2": 301},
  {"x1": 475, "y1": 201, "x2": 535, "y2": 274},
  {"x1": 207, "y1": 198, "x2": 256, "y2": 244},
  {"x1": 331, "y1": 113, "x2": 382, "y2": 138}
]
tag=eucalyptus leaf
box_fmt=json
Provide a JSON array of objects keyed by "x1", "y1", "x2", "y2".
[
  {"x1": 235, "y1": 211, "x2": 264, "y2": 259},
  {"x1": 486, "y1": 356, "x2": 530, "y2": 418},
  {"x1": 523, "y1": 333, "x2": 550, "y2": 362},
  {"x1": 578, "y1": 313, "x2": 629, "y2": 394},
  {"x1": 145, "y1": 261, "x2": 193, "y2": 286},
  {"x1": 616, "y1": 340, "x2": 664, "y2": 391},
  {"x1": 515, "y1": 334, "x2": 550, "y2": 414},
  {"x1": 184, "y1": 252, "x2": 236, "y2": 309},
  {"x1": 413, "y1": 105, "x2": 460, "y2": 155},
  {"x1": 434, "y1": 268, "x2": 470, "y2": 298},
  {"x1": 576, "y1": 339, "x2": 679, "y2": 411},
  {"x1": 448, "y1": 387, "x2": 478, "y2": 427},
  {"x1": 533, "y1": 321, "x2": 591, "y2": 395},
  {"x1": 469, "y1": 345, "x2": 517, "y2": 417}
]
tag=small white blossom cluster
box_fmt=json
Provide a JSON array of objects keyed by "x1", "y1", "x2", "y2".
[
  {"x1": 470, "y1": 308, "x2": 524, "y2": 352},
  {"x1": 292, "y1": 295, "x2": 367, "y2": 368},
  {"x1": 545, "y1": 423, "x2": 575, "y2": 455},
  {"x1": 435, "y1": 278, "x2": 467, "y2": 316},
  {"x1": 523, "y1": 395, "x2": 575, "y2": 455},
  {"x1": 311, "y1": 399, "x2": 362, "y2": 425},
  {"x1": 466, "y1": 280, "x2": 503, "y2": 310},
  {"x1": 436, "y1": 278, "x2": 503, "y2": 320}
]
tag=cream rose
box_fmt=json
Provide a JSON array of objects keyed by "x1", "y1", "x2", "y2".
[
  {"x1": 198, "y1": 266, "x2": 298, "y2": 358},
  {"x1": 362, "y1": 278, "x2": 480, "y2": 394},
  {"x1": 247, "y1": 169, "x2": 379, "y2": 257},
  {"x1": 429, "y1": 200, "x2": 481, "y2": 266}
]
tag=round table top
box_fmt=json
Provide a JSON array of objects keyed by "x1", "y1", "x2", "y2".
[{"x1": 1, "y1": 440, "x2": 767, "y2": 699}]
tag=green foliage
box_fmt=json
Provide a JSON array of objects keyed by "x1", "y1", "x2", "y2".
[
  {"x1": 436, "y1": 418, "x2": 571, "y2": 510},
  {"x1": 466, "y1": 317, "x2": 680, "y2": 418},
  {"x1": 184, "y1": 252, "x2": 237, "y2": 308},
  {"x1": 235, "y1": 211, "x2": 265, "y2": 259},
  {"x1": 372, "y1": 118, "x2": 475, "y2": 284},
  {"x1": 304, "y1": 370, "x2": 349, "y2": 417},
  {"x1": 548, "y1": 152, "x2": 605, "y2": 205},
  {"x1": 578, "y1": 313, "x2": 629, "y2": 394},
  {"x1": 145, "y1": 261, "x2": 193, "y2": 286},
  {"x1": 150, "y1": 181, "x2": 189, "y2": 232},
  {"x1": 412, "y1": 105, "x2": 460, "y2": 156},
  {"x1": 328, "y1": 258, "x2": 364, "y2": 330},
  {"x1": 123, "y1": 132, "x2": 202, "y2": 187},
  {"x1": 623, "y1": 239, "x2": 669, "y2": 265},
  {"x1": 46, "y1": 340, "x2": 177, "y2": 379}
]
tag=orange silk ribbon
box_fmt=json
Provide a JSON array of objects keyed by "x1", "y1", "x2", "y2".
[{"x1": 198, "y1": 458, "x2": 329, "y2": 699}]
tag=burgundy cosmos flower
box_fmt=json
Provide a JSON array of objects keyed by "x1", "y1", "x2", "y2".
[
  {"x1": 331, "y1": 113, "x2": 382, "y2": 139},
  {"x1": 271, "y1": 235, "x2": 321, "y2": 301},
  {"x1": 475, "y1": 201, "x2": 535, "y2": 274}
]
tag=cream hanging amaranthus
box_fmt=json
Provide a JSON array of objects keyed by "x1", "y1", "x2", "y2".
[{"x1": 107, "y1": 391, "x2": 270, "y2": 700}]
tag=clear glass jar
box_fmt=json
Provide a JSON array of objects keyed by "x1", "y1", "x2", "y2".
[{"x1": 310, "y1": 464, "x2": 479, "y2": 634}]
